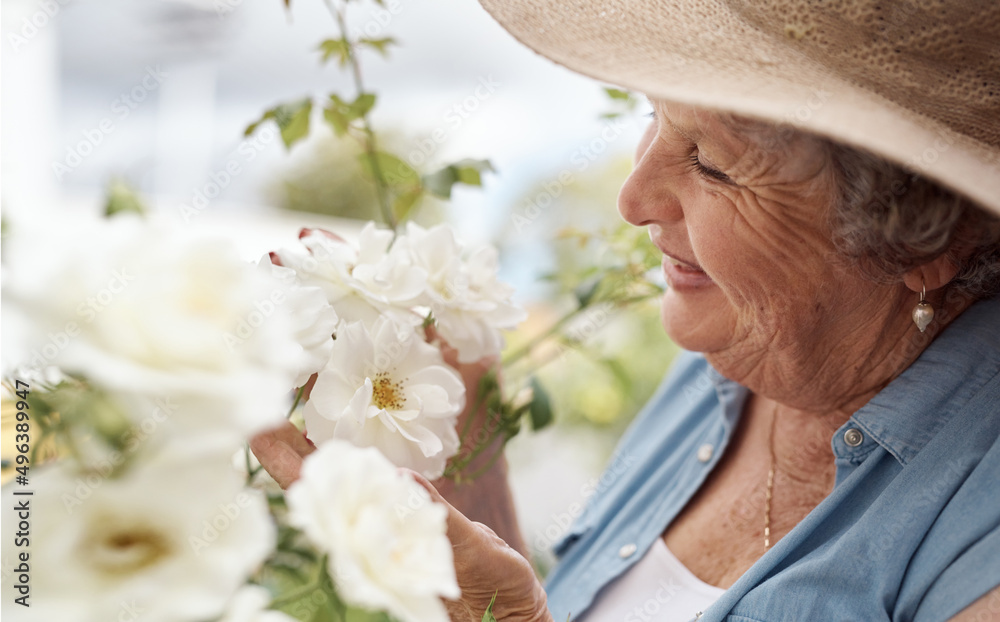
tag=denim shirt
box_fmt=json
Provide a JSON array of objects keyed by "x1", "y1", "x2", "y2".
[{"x1": 544, "y1": 296, "x2": 1000, "y2": 622}]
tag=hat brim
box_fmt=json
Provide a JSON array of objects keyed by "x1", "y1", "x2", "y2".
[{"x1": 479, "y1": 0, "x2": 1000, "y2": 217}]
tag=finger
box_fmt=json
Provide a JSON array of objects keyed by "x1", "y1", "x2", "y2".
[
  {"x1": 405, "y1": 469, "x2": 493, "y2": 548},
  {"x1": 250, "y1": 437, "x2": 305, "y2": 489},
  {"x1": 251, "y1": 421, "x2": 315, "y2": 459}
]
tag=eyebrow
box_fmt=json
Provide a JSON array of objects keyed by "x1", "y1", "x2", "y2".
[{"x1": 645, "y1": 96, "x2": 702, "y2": 143}]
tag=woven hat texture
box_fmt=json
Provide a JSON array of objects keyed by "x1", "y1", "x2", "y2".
[{"x1": 479, "y1": 0, "x2": 1000, "y2": 216}]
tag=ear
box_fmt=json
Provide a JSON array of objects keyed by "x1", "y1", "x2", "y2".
[{"x1": 902, "y1": 254, "x2": 960, "y2": 293}]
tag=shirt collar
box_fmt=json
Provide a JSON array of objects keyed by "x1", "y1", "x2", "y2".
[
  {"x1": 706, "y1": 296, "x2": 1000, "y2": 467},
  {"x1": 851, "y1": 295, "x2": 1000, "y2": 465}
]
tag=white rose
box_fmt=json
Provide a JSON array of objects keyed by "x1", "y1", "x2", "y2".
[
  {"x1": 273, "y1": 223, "x2": 426, "y2": 330},
  {"x1": 2, "y1": 217, "x2": 306, "y2": 441},
  {"x1": 258, "y1": 254, "x2": 339, "y2": 387},
  {"x1": 303, "y1": 317, "x2": 464, "y2": 479},
  {"x1": 0, "y1": 450, "x2": 275, "y2": 622},
  {"x1": 286, "y1": 440, "x2": 459, "y2": 622},
  {"x1": 399, "y1": 222, "x2": 526, "y2": 363}
]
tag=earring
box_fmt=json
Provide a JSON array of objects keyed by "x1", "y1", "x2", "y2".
[{"x1": 912, "y1": 283, "x2": 934, "y2": 333}]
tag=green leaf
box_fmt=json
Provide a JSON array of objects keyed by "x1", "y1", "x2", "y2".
[
  {"x1": 482, "y1": 591, "x2": 499, "y2": 622},
  {"x1": 393, "y1": 187, "x2": 424, "y2": 222},
  {"x1": 275, "y1": 99, "x2": 313, "y2": 148},
  {"x1": 306, "y1": 600, "x2": 341, "y2": 622},
  {"x1": 455, "y1": 159, "x2": 493, "y2": 184},
  {"x1": 103, "y1": 179, "x2": 146, "y2": 218},
  {"x1": 318, "y1": 38, "x2": 351, "y2": 67},
  {"x1": 246, "y1": 98, "x2": 313, "y2": 149},
  {"x1": 422, "y1": 159, "x2": 495, "y2": 198},
  {"x1": 322, "y1": 93, "x2": 376, "y2": 137},
  {"x1": 358, "y1": 37, "x2": 397, "y2": 57},
  {"x1": 351, "y1": 92, "x2": 376, "y2": 117},
  {"x1": 422, "y1": 311, "x2": 435, "y2": 329},
  {"x1": 323, "y1": 96, "x2": 351, "y2": 137},
  {"x1": 528, "y1": 376, "x2": 554, "y2": 431},
  {"x1": 603, "y1": 87, "x2": 632, "y2": 101},
  {"x1": 421, "y1": 166, "x2": 458, "y2": 199},
  {"x1": 345, "y1": 609, "x2": 391, "y2": 622},
  {"x1": 574, "y1": 277, "x2": 602, "y2": 307}
]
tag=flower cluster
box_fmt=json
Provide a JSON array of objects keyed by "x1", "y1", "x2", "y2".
[
  {"x1": 3, "y1": 217, "x2": 337, "y2": 451},
  {"x1": 1, "y1": 214, "x2": 521, "y2": 622},
  {"x1": 1, "y1": 216, "x2": 334, "y2": 622},
  {"x1": 286, "y1": 440, "x2": 459, "y2": 622},
  {"x1": 274, "y1": 222, "x2": 525, "y2": 478}
]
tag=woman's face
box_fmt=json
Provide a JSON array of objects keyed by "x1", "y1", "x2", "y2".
[{"x1": 619, "y1": 100, "x2": 895, "y2": 381}]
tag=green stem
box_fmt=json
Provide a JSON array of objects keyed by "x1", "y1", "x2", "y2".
[
  {"x1": 501, "y1": 303, "x2": 590, "y2": 367},
  {"x1": 464, "y1": 438, "x2": 507, "y2": 482},
  {"x1": 445, "y1": 406, "x2": 505, "y2": 478},
  {"x1": 244, "y1": 443, "x2": 263, "y2": 486},
  {"x1": 269, "y1": 579, "x2": 322, "y2": 609},
  {"x1": 270, "y1": 556, "x2": 330, "y2": 609},
  {"x1": 323, "y1": 0, "x2": 397, "y2": 233},
  {"x1": 288, "y1": 386, "x2": 306, "y2": 419},
  {"x1": 457, "y1": 368, "x2": 498, "y2": 448}
]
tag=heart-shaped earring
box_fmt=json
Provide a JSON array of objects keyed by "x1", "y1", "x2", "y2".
[{"x1": 912, "y1": 283, "x2": 934, "y2": 333}]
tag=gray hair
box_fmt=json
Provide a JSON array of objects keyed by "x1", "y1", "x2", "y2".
[{"x1": 827, "y1": 143, "x2": 1000, "y2": 300}]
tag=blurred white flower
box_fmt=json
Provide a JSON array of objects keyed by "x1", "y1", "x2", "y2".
[
  {"x1": 400, "y1": 222, "x2": 526, "y2": 363},
  {"x1": 286, "y1": 440, "x2": 459, "y2": 622},
  {"x1": 258, "y1": 254, "x2": 339, "y2": 387},
  {"x1": 1, "y1": 450, "x2": 274, "y2": 622},
  {"x1": 303, "y1": 317, "x2": 464, "y2": 478},
  {"x1": 217, "y1": 585, "x2": 296, "y2": 622},
  {"x1": 2, "y1": 217, "x2": 306, "y2": 442},
  {"x1": 273, "y1": 224, "x2": 426, "y2": 329}
]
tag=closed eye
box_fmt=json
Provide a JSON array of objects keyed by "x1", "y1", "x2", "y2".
[{"x1": 688, "y1": 152, "x2": 733, "y2": 184}]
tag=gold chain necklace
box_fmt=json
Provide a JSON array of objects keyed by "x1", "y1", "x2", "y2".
[{"x1": 763, "y1": 402, "x2": 779, "y2": 550}]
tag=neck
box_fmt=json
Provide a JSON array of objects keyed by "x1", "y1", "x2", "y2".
[{"x1": 707, "y1": 283, "x2": 977, "y2": 420}]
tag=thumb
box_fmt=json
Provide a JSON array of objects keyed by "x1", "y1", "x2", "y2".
[
  {"x1": 404, "y1": 469, "x2": 498, "y2": 547},
  {"x1": 250, "y1": 437, "x2": 304, "y2": 489}
]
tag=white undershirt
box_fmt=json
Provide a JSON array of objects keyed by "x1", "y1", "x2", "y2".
[{"x1": 574, "y1": 538, "x2": 726, "y2": 622}]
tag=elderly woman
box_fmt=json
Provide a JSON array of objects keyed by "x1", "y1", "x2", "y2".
[{"x1": 253, "y1": 1, "x2": 1000, "y2": 620}]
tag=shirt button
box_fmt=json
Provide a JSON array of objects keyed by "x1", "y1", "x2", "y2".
[
  {"x1": 844, "y1": 428, "x2": 864, "y2": 447},
  {"x1": 618, "y1": 543, "x2": 637, "y2": 559},
  {"x1": 697, "y1": 444, "x2": 714, "y2": 462}
]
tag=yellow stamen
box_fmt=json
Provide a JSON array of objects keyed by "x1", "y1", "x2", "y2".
[{"x1": 372, "y1": 373, "x2": 406, "y2": 410}]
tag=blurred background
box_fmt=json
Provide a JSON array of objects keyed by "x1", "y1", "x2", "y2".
[{"x1": 1, "y1": 0, "x2": 675, "y2": 571}]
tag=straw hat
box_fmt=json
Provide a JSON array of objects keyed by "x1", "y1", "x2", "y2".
[{"x1": 478, "y1": 0, "x2": 1000, "y2": 216}]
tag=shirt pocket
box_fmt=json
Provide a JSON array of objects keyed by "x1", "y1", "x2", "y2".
[{"x1": 551, "y1": 520, "x2": 594, "y2": 559}]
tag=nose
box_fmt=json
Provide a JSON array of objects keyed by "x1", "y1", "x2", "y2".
[{"x1": 617, "y1": 125, "x2": 685, "y2": 227}]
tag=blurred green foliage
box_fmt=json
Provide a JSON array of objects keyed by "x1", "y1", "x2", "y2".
[
  {"x1": 501, "y1": 152, "x2": 676, "y2": 434},
  {"x1": 266, "y1": 136, "x2": 446, "y2": 226}
]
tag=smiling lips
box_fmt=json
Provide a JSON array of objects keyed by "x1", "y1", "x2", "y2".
[
  {"x1": 647, "y1": 227, "x2": 714, "y2": 289},
  {"x1": 664, "y1": 253, "x2": 702, "y2": 271},
  {"x1": 659, "y1": 250, "x2": 715, "y2": 290}
]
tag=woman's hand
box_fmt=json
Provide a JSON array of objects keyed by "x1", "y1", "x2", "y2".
[
  {"x1": 252, "y1": 327, "x2": 526, "y2": 550},
  {"x1": 426, "y1": 328, "x2": 529, "y2": 557},
  {"x1": 249, "y1": 419, "x2": 314, "y2": 488},
  {"x1": 409, "y1": 471, "x2": 553, "y2": 622},
  {"x1": 249, "y1": 430, "x2": 551, "y2": 622}
]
